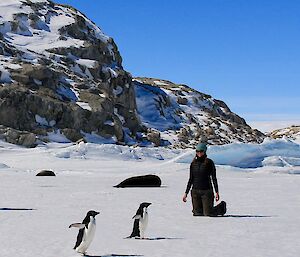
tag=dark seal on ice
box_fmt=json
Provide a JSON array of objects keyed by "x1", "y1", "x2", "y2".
[
  {"x1": 36, "y1": 170, "x2": 56, "y2": 176},
  {"x1": 114, "y1": 175, "x2": 161, "y2": 188}
]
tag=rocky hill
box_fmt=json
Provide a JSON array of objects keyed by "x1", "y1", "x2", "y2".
[
  {"x1": 134, "y1": 77, "x2": 265, "y2": 147},
  {"x1": 268, "y1": 126, "x2": 300, "y2": 142},
  {"x1": 0, "y1": 0, "x2": 140, "y2": 146},
  {"x1": 0, "y1": 0, "x2": 265, "y2": 148}
]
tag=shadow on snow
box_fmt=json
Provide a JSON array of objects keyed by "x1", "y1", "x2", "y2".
[
  {"x1": 0, "y1": 208, "x2": 36, "y2": 211},
  {"x1": 136, "y1": 237, "x2": 183, "y2": 240},
  {"x1": 221, "y1": 214, "x2": 272, "y2": 218},
  {"x1": 124, "y1": 237, "x2": 183, "y2": 240},
  {"x1": 85, "y1": 255, "x2": 143, "y2": 257}
]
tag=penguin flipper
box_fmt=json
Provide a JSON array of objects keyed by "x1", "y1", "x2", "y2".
[
  {"x1": 132, "y1": 214, "x2": 142, "y2": 220},
  {"x1": 129, "y1": 219, "x2": 140, "y2": 238},
  {"x1": 69, "y1": 223, "x2": 85, "y2": 229},
  {"x1": 74, "y1": 228, "x2": 85, "y2": 249}
]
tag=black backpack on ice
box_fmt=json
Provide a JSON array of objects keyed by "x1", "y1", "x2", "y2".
[{"x1": 213, "y1": 201, "x2": 227, "y2": 216}]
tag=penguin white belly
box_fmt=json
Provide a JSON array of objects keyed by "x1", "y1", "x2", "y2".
[
  {"x1": 76, "y1": 217, "x2": 96, "y2": 254},
  {"x1": 139, "y1": 211, "x2": 148, "y2": 238}
]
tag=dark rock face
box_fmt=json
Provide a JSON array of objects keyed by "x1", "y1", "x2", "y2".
[
  {"x1": 61, "y1": 128, "x2": 83, "y2": 142},
  {"x1": 36, "y1": 170, "x2": 56, "y2": 176},
  {"x1": 146, "y1": 130, "x2": 161, "y2": 146},
  {"x1": 0, "y1": 125, "x2": 37, "y2": 148},
  {"x1": 0, "y1": 0, "x2": 140, "y2": 144},
  {"x1": 114, "y1": 175, "x2": 162, "y2": 188}
]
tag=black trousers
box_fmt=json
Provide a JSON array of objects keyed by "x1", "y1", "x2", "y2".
[{"x1": 191, "y1": 189, "x2": 214, "y2": 216}]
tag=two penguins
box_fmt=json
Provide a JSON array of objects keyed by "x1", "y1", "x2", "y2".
[{"x1": 69, "y1": 203, "x2": 151, "y2": 254}]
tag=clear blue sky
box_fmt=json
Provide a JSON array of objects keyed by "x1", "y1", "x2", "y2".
[{"x1": 56, "y1": 0, "x2": 300, "y2": 131}]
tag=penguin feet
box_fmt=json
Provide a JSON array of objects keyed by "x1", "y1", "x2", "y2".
[{"x1": 135, "y1": 236, "x2": 147, "y2": 240}]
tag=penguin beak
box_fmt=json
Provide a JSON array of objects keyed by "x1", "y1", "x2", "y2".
[{"x1": 145, "y1": 203, "x2": 152, "y2": 207}]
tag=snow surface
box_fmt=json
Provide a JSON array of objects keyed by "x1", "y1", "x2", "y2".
[
  {"x1": 135, "y1": 83, "x2": 182, "y2": 131},
  {"x1": 153, "y1": 80, "x2": 169, "y2": 86},
  {"x1": 76, "y1": 101, "x2": 92, "y2": 111},
  {"x1": 57, "y1": 85, "x2": 78, "y2": 101},
  {"x1": 35, "y1": 114, "x2": 56, "y2": 127},
  {"x1": 0, "y1": 65, "x2": 12, "y2": 83},
  {"x1": 75, "y1": 59, "x2": 98, "y2": 69},
  {"x1": 0, "y1": 138, "x2": 299, "y2": 257},
  {"x1": 47, "y1": 130, "x2": 71, "y2": 143}
]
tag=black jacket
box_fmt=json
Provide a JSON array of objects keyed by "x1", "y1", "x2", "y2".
[{"x1": 185, "y1": 154, "x2": 219, "y2": 194}]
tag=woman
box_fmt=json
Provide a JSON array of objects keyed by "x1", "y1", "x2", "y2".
[{"x1": 182, "y1": 143, "x2": 219, "y2": 216}]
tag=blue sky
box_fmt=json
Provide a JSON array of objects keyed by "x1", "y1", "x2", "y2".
[{"x1": 56, "y1": 0, "x2": 300, "y2": 131}]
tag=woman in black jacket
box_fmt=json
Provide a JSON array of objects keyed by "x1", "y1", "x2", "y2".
[{"x1": 182, "y1": 143, "x2": 219, "y2": 216}]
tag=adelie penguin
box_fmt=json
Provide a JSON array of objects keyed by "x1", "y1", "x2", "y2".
[
  {"x1": 69, "y1": 210, "x2": 99, "y2": 255},
  {"x1": 128, "y1": 202, "x2": 152, "y2": 239}
]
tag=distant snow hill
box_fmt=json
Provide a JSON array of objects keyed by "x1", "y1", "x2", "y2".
[
  {"x1": 0, "y1": 0, "x2": 265, "y2": 148},
  {"x1": 268, "y1": 126, "x2": 300, "y2": 143}
]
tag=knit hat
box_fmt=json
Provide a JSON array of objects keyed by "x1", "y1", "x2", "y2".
[{"x1": 196, "y1": 143, "x2": 207, "y2": 152}]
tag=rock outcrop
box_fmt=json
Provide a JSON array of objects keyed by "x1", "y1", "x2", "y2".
[
  {"x1": 0, "y1": 0, "x2": 140, "y2": 145},
  {"x1": 268, "y1": 125, "x2": 300, "y2": 141},
  {"x1": 0, "y1": 125, "x2": 37, "y2": 147},
  {"x1": 134, "y1": 77, "x2": 265, "y2": 147}
]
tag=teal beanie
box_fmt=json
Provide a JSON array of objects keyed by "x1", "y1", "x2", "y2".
[{"x1": 196, "y1": 143, "x2": 207, "y2": 152}]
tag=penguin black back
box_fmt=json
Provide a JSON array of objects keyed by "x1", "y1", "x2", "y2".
[{"x1": 130, "y1": 219, "x2": 140, "y2": 238}]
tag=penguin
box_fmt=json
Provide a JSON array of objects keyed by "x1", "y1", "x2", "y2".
[
  {"x1": 128, "y1": 202, "x2": 151, "y2": 239},
  {"x1": 69, "y1": 210, "x2": 99, "y2": 255}
]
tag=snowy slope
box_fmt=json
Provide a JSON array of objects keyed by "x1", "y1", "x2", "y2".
[
  {"x1": 0, "y1": 0, "x2": 109, "y2": 56},
  {"x1": 0, "y1": 139, "x2": 299, "y2": 257},
  {"x1": 134, "y1": 77, "x2": 265, "y2": 147}
]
